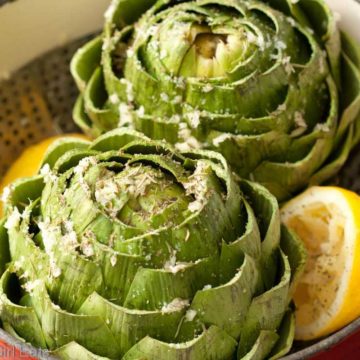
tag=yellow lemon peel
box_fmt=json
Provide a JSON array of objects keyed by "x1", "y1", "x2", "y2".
[
  {"x1": 282, "y1": 186, "x2": 360, "y2": 340},
  {"x1": 0, "y1": 134, "x2": 88, "y2": 216}
]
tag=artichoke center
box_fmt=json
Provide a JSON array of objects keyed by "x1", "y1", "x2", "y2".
[
  {"x1": 95, "y1": 165, "x2": 191, "y2": 230},
  {"x1": 177, "y1": 24, "x2": 248, "y2": 78},
  {"x1": 193, "y1": 33, "x2": 228, "y2": 59}
]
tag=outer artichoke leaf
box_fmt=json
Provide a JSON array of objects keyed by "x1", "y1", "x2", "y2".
[
  {"x1": 114, "y1": 221, "x2": 220, "y2": 265},
  {"x1": 210, "y1": 130, "x2": 290, "y2": 179},
  {"x1": 114, "y1": 229, "x2": 174, "y2": 261},
  {"x1": 2, "y1": 322, "x2": 27, "y2": 343},
  {"x1": 84, "y1": 67, "x2": 119, "y2": 132},
  {"x1": 189, "y1": 254, "x2": 259, "y2": 340},
  {"x1": 352, "y1": 109, "x2": 360, "y2": 146},
  {"x1": 197, "y1": 0, "x2": 246, "y2": 16},
  {"x1": 6, "y1": 205, "x2": 47, "y2": 276},
  {"x1": 53, "y1": 341, "x2": 111, "y2": 360},
  {"x1": 172, "y1": 221, "x2": 221, "y2": 263},
  {"x1": 280, "y1": 225, "x2": 307, "y2": 302},
  {"x1": 342, "y1": 31, "x2": 360, "y2": 68},
  {"x1": 78, "y1": 291, "x2": 187, "y2": 357},
  {"x1": 239, "y1": 180, "x2": 280, "y2": 289},
  {"x1": 134, "y1": 114, "x2": 180, "y2": 144},
  {"x1": 0, "y1": 270, "x2": 46, "y2": 348},
  {"x1": 186, "y1": 65, "x2": 289, "y2": 118},
  {"x1": 309, "y1": 126, "x2": 353, "y2": 187},
  {"x1": 220, "y1": 199, "x2": 261, "y2": 283},
  {"x1": 41, "y1": 138, "x2": 91, "y2": 170},
  {"x1": 124, "y1": 256, "x2": 219, "y2": 310},
  {"x1": 101, "y1": 23, "x2": 133, "y2": 87},
  {"x1": 123, "y1": 51, "x2": 162, "y2": 114},
  {"x1": 30, "y1": 285, "x2": 118, "y2": 358},
  {"x1": 336, "y1": 53, "x2": 360, "y2": 145},
  {"x1": 73, "y1": 95, "x2": 102, "y2": 138},
  {"x1": 92, "y1": 242, "x2": 146, "y2": 305},
  {"x1": 276, "y1": 0, "x2": 312, "y2": 28},
  {"x1": 90, "y1": 128, "x2": 149, "y2": 152},
  {"x1": 238, "y1": 330, "x2": 279, "y2": 360},
  {"x1": 207, "y1": 113, "x2": 287, "y2": 136},
  {"x1": 125, "y1": 153, "x2": 189, "y2": 182},
  {"x1": 252, "y1": 74, "x2": 338, "y2": 200},
  {"x1": 107, "y1": 0, "x2": 159, "y2": 27},
  {"x1": 299, "y1": 0, "x2": 341, "y2": 87},
  {"x1": 0, "y1": 220, "x2": 10, "y2": 276},
  {"x1": 268, "y1": 310, "x2": 295, "y2": 360},
  {"x1": 9, "y1": 202, "x2": 104, "y2": 313},
  {"x1": 52, "y1": 149, "x2": 99, "y2": 174},
  {"x1": 122, "y1": 325, "x2": 237, "y2": 360},
  {"x1": 122, "y1": 139, "x2": 185, "y2": 163},
  {"x1": 237, "y1": 250, "x2": 291, "y2": 357},
  {"x1": 265, "y1": 0, "x2": 292, "y2": 18},
  {"x1": 2, "y1": 176, "x2": 44, "y2": 214},
  {"x1": 252, "y1": 137, "x2": 330, "y2": 201},
  {"x1": 70, "y1": 36, "x2": 102, "y2": 92},
  {"x1": 46, "y1": 248, "x2": 103, "y2": 313},
  {"x1": 40, "y1": 171, "x2": 71, "y2": 221}
]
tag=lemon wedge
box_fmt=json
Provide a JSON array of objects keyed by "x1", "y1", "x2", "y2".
[
  {"x1": 0, "y1": 134, "x2": 88, "y2": 216},
  {"x1": 281, "y1": 186, "x2": 360, "y2": 341}
]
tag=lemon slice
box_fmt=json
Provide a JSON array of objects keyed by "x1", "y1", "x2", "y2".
[
  {"x1": 0, "y1": 134, "x2": 88, "y2": 216},
  {"x1": 281, "y1": 186, "x2": 360, "y2": 341}
]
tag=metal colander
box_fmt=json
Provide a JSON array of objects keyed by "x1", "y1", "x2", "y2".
[
  {"x1": 0, "y1": 37, "x2": 89, "y2": 176},
  {"x1": 1, "y1": 0, "x2": 360, "y2": 359}
]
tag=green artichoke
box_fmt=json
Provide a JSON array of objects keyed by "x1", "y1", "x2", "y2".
[
  {"x1": 0, "y1": 129, "x2": 305, "y2": 359},
  {"x1": 71, "y1": 0, "x2": 360, "y2": 201}
]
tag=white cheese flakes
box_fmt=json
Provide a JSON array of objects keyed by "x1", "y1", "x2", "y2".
[
  {"x1": 5, "y1": 207, "x2": 21, "y2": 230},
  {"x1": 40, "y1": 164, "x2": 58, "y2": 183},
  {"x1": 212, "y1": 133, "x2": 232, "y2": 147},
  {"x1": 161, "y1": 298, "x2": 189, "y2": 313}
]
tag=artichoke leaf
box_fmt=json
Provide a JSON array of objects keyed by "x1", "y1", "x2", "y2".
[
  {"x1": 84, "y1": 67, "x2": 120, "y2": 132},
  {"x1": 280, "y1": 225, "x2": 307, "y2": 302},
  {"x1": 52, "y1": 341, "x2": 111, "y2": 360},
  {"x1": 28, "y1": 284, "x2": 118, "y2": 358},
  {"x1": 0, "y1": 270, "x2": 46, "y2": 348},
  {"x1": 237, "y1": 250, "x2": 291, "y2": 357},
  {"x1": 78, "y1": 291, "x2": 188, "y2": 357},
  {"x1": 239, "y1": 180, "x2": 280, "y2": 289},
  {"x1": 239, "y1": 330, "x2": 279, "y2": 360},
  {"x1": 40, "y1": 138, "x2": 91, "y2": 171},
  {"x1": 124, "y1": 256, "x2": 219, "y2": 311},
  {"x1": 70, "y1": 36, "x2": 102, "y2": 92},
  {"x1": 122, "y1": 325, "x2": 237, "y2": 360},
  {"x1": 2, "y1": 176, "x2": 44, "y2": 214},
  {"x1": 189, "y1": 254, "x2": 260, "y2": 340},
  {"x1": 73, "y1": 95, "x2": 102, "y2": 138},
  {"x1": 219, "y1": 199, "x2": 262, "y2": 283},
  {"x1": 0, "y1": 220, "x2": 10, "y2": 276},
  {"x1": 268, "y1": 310, "x2": 295, "y2": 360}
]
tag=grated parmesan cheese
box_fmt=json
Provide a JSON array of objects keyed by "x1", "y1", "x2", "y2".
[
  {"x1": 161, "y1": 298, "x2": 189, "y2": 313},
  {"x1": 5, "y1": 207, "x2": 21, "y2": 230}
]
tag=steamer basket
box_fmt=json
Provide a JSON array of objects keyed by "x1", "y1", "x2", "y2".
[{"x1": 0, "y1": 0, "x2": 360, "y2": 359}]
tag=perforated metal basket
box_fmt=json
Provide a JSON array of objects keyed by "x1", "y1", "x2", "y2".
[{"x1": 1, "y1": 0, "x2": 360, "y2": 359}]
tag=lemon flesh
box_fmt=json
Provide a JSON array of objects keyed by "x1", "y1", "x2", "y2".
[{"x1": 282, "y1": 186, "x2": 360, "y2": 340}]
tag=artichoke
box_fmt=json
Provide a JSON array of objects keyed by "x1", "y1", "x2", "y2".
[
  {"x1": 71, "y1": 0, "x2": 360, "y2": 201},
  {"x1": 0, "y1": 129, "x2": 305, "y2": 359}
]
